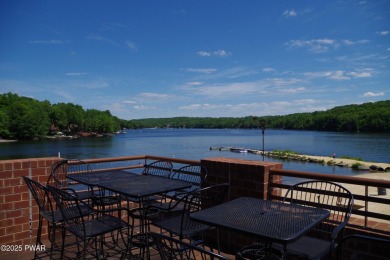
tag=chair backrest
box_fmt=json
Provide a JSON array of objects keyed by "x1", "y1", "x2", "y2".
[
  {"x1": 49, "y1": 159, "x2": 92, "y2": 188},
  {"x1": 283, "y1": 181, "x2": 353, "y2": 239},
  {"x1": 337, "y1": 234, "x2": 390, "y2": 260},
  {"x1": 170, "y1": 164, "x2": 208, "y2": 193},
  {"x1": 142, "y1": 160, "x2": 173, "y2": 178},
  {"x1": 46, "y1": 185, "x2": 93, "y2": 231},
  {"x1": 23, "y1": 176, "x2": 56, "y2": 221},
  {"x1": 150, "y1": 232, "x2": 230, "y2": 260},
  {"x1": 180, "y1": 183, "x2": 229, "y2": 237}
]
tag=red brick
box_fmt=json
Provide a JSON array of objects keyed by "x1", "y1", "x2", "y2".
[
  {"x1": 0, "y1": 218, "x2": 13, "y2": 228},
  {"x1": 0, "y1": 202, "x2": 13, "y2": 211},
  {"x1": 13, "y1": 169, "x2": 29, "y2": 178},
  {"x1": 5, "y1": 209, "x2": 22, "y2": 218},
  {"x1": 6, "y1": 224, "x2": 23, "y2": 234},
  {"x1": 14, "y1": 200, "x2": 30, "y2": 209},
  {"x1": 4, "y1": 193, "x2": 21, "y2": 203},
  {"x1": 0, "y1": 171, "x2": 13, "y2": 181},
  {"x1": 0, "y1": 234, "x2": 14, "y2": 244},
  {"x1": 13, "y1": 185, "x2": 28, "y2": 194},
  {"x1": 31, "y1": 167, "x2": 47, "y2": 177},
  {"x1": 4, "y1": 162, "x2": 13, "y2": 171},
  {"x1": 14, "y1": 230, "x2": 30, "y2": 241},
  {"x1": 13, "y1": 161, "x2": 22, "y2": 170}
]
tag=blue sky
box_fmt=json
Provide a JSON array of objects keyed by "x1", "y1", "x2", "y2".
[{"x1": 1, "y1": 0, "x2": 389, "y2": 120}]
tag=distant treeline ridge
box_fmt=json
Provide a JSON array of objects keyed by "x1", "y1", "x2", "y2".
[{"x1": 0, "y1": 92, "x2": 389, "y2": 140}]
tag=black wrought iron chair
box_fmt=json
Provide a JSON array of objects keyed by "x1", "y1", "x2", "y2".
[
  {"x1": 151, "y1": 164, "x2": 208, "y2": 216},
  {"x1": 337, "y1": 234, "x2": 390, "y2": 260},
  {"x1": 236, "y1": 181, "x2": 353, "y2": 260},
  {"x1": 152, "y1": 183, "x2": 229, "y2": 251},
  {"x1": 150, "y1": 232, "x2": 230, "y2": 260},
  {"x1": 47, "y1": 159, "x2": 95, "y2": 201},
  {"x1": 142, "y1": 160, "x2": 173, "y2": 178},
  {"x1": 47, "y1": 185, "x2": 131, "y2": 259},
  {"x1": 23, "y1": 176, "x2": 67, "y2": 259},
  {"x1": 273, "y1": 180, "x2": 354, "y2": 259}
]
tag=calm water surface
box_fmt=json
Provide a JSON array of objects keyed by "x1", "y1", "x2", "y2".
[{"x1": 1, "y1": 129, "x2": 389, "y2": 176}]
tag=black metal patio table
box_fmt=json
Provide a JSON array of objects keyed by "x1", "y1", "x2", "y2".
[
  {"x1": 190, "y1": 197, "x2": 330, "y2": 258},
  {"x1": 67, "y1": 170, "x2": 192, "y2": 258},
  {"x1": 67, "y1": 170, "x2": 191, "y2": 203}
]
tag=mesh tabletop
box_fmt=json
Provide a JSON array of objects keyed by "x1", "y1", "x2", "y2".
[
  {"x1": 190, "y1": 197, "x2": 329, "y2": 244},
  {"x1": 67, "y1": 170, "x2": 138, "y2": 185},
  {"x1": 67, "y1": 170, "x2": 192, "y2": 200}
]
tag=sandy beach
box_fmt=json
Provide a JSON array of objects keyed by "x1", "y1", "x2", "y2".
[
  {"x1": 300, "y1": 154, "x2": 390, "y2": 171},
  {"x1": 253, "y1": 149, "x2": 390, "y2": 172}
]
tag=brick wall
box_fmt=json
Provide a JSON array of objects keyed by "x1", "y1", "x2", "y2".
[
  {"x1": 201, "y1": 157, "x2": 283, "y2": 200},
  {"x1": 0, "y1": 158, "x2": 59, "y2": 250},
  {"x1": 201, "y1": 157, "x2": 283, "y2": 253}
]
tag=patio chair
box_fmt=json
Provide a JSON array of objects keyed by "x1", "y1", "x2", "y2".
[
  {"x1": 272, "y1": 180, "x2": 354, "y2": 259},
  {"x1": 151, "y1": 164, "x2": 208, "y2": 216},
  {"x1": 149, "y1": 232, "x2": 230, "y2": 260},
  {"x1": 236, "y1": 181, "x2": 353, "y2": 259},
  {"x1": 47, "y1": 185, "x2": 132, "y2": 259},
  {"x1": 337, "y1": 234, "x2": 390, "y2": 259},
  {"x1": 142, "y1": 160, "x2": 173, "y2": 178},
  {"x1": 23, "y1": 176, "x2": 69, "y2": 259},
  {"x1": 152, "y1": 183, "x2": 229, "y2": 250},
  {"x1": 47, "y1": 159, "x2": 95, "y2": 201},
  {"x1": 135, "y1": 160, "x2": 174, "y2": 206}
]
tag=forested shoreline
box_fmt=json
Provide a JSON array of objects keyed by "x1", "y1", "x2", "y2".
[{"x1": 1, "y1": 92, "x2": 389, "y2": 140}]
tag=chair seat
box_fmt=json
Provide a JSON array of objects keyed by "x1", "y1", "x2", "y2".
[
  {"x1": 273, "y1": 235, "x2": 331, "y2": 259},
  {"x1": 153, "y1": 215, "x2": 211, "y2": 238},
  {"x1": 41, "y1": 204, "x2": 94, "y2": 223},
  {"x1": 68, "y1": 215, "x2": 128, "y2": 239}
]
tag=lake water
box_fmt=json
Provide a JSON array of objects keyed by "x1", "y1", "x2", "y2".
[{"x1": 1, "y1": 129, "x2": 389, "y2": 176}]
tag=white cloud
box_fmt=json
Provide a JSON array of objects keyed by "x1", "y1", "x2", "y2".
[
  {"x1": 286, "y1": 38, "x2": 368, "y2": 53},
  {"x1": 86, "y1": 34, "x2": 118, "y2": 46},
  {"x1": 377, "y1": 31, "x2": 389, "y2": 36},
  {"x1": 362, "y1": 92, "x2": 385, "y2": 97},
  {"x1": 197, "y1": 51, "x2": 211, "y2": 57},
  {"x1": 197, "y1": 49, "x2": 231, "y2": 57},
  {"x1": 126, "y1": 41, "x2": 137, "y2": 51},
  {"x1": 348, "y1": 71, "x2": 371, "y2": 78},
  {"x1": 304, "y1": 69, "x2": 372, "y2": 80},
  {"x1": 278, "y1": 87, "x2": 306, "y2": 93},
  {"x1": 213, "y1": 49, "x2": 231, "y2": 57},
  {"x1": 262, "y1": 67, "x2": 275, "y2": 73},
  {"x1": 133, "y1": 105, "x2": 154, "y2": 110},
  {"x1": 138, "y1": 92, "x2": 172, "y2": 99},
  {"x1": 184, "y1": 68, "x2": 218, "y2": 73},
  {"x1": 287, "y1": 38, "x2": 338, "y2": 53},
  {"x1": 329, "y1": 70, "x2": 350, "y2": 80},
  {"x1": 122, "y1": 100, "x2": 137, "y2": 104},
  {"x1": 182, "y1": 78, "x2": 305, "y2": 98},
  {"x1": 186, "y1": 81, "x2": 203, "y2": 86},
  {"x1": 65, "y1": 72, "x2": 87, "y2": 76},
  {"x1": 283, "y1": 9, "x2": 297, "y2": 17}
]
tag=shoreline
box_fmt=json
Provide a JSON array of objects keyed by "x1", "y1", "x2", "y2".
[
  {"x1": 209, "y1": 147, "x2": 390, "y2": 172},
  {"x1": 257, "y1": 150, "x2": 390, "y2": 172},
  {"x1": 0, "y1": 139, "x2": 17, "y2": 143}
]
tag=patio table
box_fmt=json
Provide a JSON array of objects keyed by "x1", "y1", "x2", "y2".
[
  {"x1": 190, "y1": 197, "x2": 330, "y2": 257},
  {"x1": 67, "y1": 170, "x2": 191, "y2": 203},
  {"x1": 67, "y1": 170, "x2": 192, "y2": 258}
]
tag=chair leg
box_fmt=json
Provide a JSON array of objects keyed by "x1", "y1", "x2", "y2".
[{"x1": 33, "y1": 217, "x2": 43, "y2": 260}]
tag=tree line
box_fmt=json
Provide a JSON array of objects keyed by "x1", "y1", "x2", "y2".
[
  {"x1": 1, "y1": 92, "x2": 389, "y2": 140},
  {"x1": 127, "y1": 100, "x2": 390, "y2": 132},
  {"x1": 0, "y1": 93, "x2": 127, "y2": 140}
]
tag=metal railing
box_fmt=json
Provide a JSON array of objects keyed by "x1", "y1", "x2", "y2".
[
  {"x1": 269, "y1": 168, "x2": 390, "y2": 231},
  {"x1": 69, "y1": 155, "x2": 390, "y2": 233}
]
